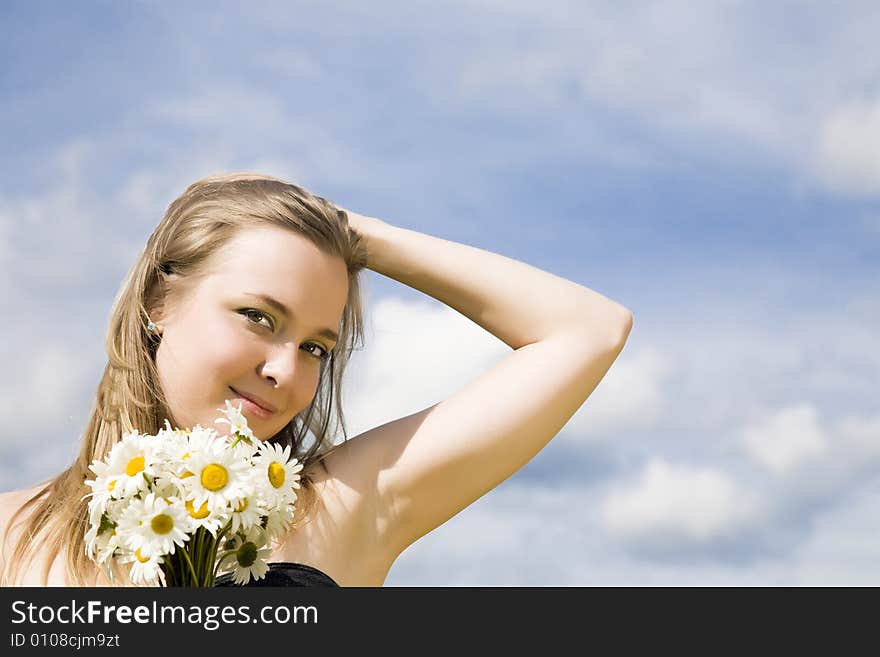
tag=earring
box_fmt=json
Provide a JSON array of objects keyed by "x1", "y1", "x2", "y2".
[{"x1": 147, "y1": 320, "x2": 163, "y2": 335}]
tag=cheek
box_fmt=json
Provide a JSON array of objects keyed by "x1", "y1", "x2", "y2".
[
  {"x1": 172, "y1": 316, "x2": 249, "y2": 378},
  {"x1": 275, "y1": 364, "x2": 321, "y2": 424},
  {"x1": 303, "y1": 367, "x2": 322, "y2": 399},
  {"x1": 203, "y1": 323, "x2": 259, "y2": 375},
  {"x1": 159, "y1": 317, "x2": 255, "y2": 405}
]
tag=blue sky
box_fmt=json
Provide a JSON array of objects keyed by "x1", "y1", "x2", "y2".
[{"x1": 1, "y1": 0, "x2": 878, "y2": 585}]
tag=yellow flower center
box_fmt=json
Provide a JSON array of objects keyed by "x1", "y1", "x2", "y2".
[
  {"x1": 201, "y1": 463, "x2": 228, "y2": 491},
  {"x1": 182, "y1": 451, "x2": 191, "y2": 460},
  {"x1": 186, "y1": 499, "x2": 210, "y2": 519},
  {"x1": 268, "y1": 462, "x2": 285, "y2": 488},
  {"x1": 235, "y1": 498, "x2": 249, "y2": 512},
  {"x1": 150, "y1": 513, "x2": 174, "y2": 535},
  {"x1": 180, "y1": 470, "x2": 194, "y2": 479},
  {"x1": 135, "y1": 548, "x2": 150, "y2": 563},
  {"x1": 125, "y1": 455, "x2": 145, "y2": 477},
  {"x1": 107, "y1": 479, "x2": 116, "y2": 492}
]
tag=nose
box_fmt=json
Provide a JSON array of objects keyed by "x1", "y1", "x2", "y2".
[{"x1": 259, "y1": 342, "x2": 300, "y2": 388}]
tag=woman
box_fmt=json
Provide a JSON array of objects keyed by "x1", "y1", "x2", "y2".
[{"x1": 0, "y1": 172, "x2": 633, "y2": 586}]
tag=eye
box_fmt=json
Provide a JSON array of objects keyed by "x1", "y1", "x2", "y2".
[
  {"x1": 240, "y1": 309, "x2": 330, "y2": 359},
  {"x1": 303, "y1": 343, "x2": 330, "y2": 360},
  {"x1": 239, "y1": 308, "x2": 274, "y2": 331}
]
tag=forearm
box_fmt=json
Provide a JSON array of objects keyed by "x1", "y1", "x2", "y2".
[{"x1": 347, "y1": 212, "x2": 632, "y2": 350}]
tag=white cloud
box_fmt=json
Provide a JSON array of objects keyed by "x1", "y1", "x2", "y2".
[
  {"x1": 341, "y1": 305, "x2": 678, "y2": 448},
  {"x1": 0, "y1": 338, "x2": 95, "y2": 491},
  {"x1": 564, "y1": 343, "x2": 672, "y2": 441},
  {"x1": 814, "y1": 98, "x2": 880, "y2": 196},
  {"x1": 340, "y1": 296, "x2": 674, "y2": 448},
  {"x1": 342, "y1": 296, "x2": 509, "y2": 438},
  {"x1": 0, "y1": 339, "x2": 96, "y2": 442},
  {"x1": 743, "y1": 403, "x2": 828, "y2": 475},
  {"x1": 836, "y1": 412, "x2": 880, "y2": 464},
  {"x1": 419, "y1": 1, "x2": 880, "y2": 196},
  {"x1": 0, "y1": 140, "x2": 137, "y2": 289},
  {"x1": 600, "y1": 459, "x2": 760, "y2": 543},
  {"x1": 141, "y1": 85, "x2": 399, "y2": 195},
  {"x1": 389, "y1": 449, "x2": 880, "y2": 585},
  {"x1": 389, "y1": 480, "x2": 609, "y2": 586},
  {"x1": 842, "y1": 412, "x2": 880, "y2": 447},
  {"x1": 786, "y1": 479, "x2": 880, "y2": 585},
  {"x1": 735, "y1": 409, "x2": 880, "y2": 512},
  {"x1": 447, "y1": 2, "x2": 798, "y2": 155}
]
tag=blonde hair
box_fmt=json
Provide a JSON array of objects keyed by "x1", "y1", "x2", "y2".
[{"x1": 1, "y1": 173, "x2": 369, "y2": 586}]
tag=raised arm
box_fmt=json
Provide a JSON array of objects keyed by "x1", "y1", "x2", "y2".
[{"x1": 327, "y1": 209, "x2": 633, "y2": 558}]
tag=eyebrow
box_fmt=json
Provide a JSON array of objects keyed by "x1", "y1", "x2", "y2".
[{"x1": 243, "y1": 293, "x2": 340, "y2": 344}]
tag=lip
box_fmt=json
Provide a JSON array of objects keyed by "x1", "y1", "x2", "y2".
[{"x1": 228, "y1": 387, "x2": 277, "y2": 417}]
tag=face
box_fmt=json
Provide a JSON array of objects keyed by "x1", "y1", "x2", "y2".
[{"x1": 152, "y1": 225, "x2": 349, "y2": 441}]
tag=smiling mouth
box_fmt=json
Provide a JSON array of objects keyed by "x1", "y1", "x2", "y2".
[{"x1": 228, "y1": 387, "x2": 276, "y2": 418}]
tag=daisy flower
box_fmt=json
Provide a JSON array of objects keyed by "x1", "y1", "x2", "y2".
[
  {"x1": 120, "y1": 547, "x2": 164, "y2": 585},
  {"x1": 150, "y1": 476, "x2": 184, "y2": 502},
  {"x1": 100, "y1": 430, "x2": 161, "y2": 498},
  {"x1": 215, "y1": 399, "x2": 257, "y2": 447},
  {"x1": 182, "y1": 425, "x2": 219, "y2": 454},
  {"x1": 84, "y1": 490, "x2": 127, "y2": 560},
  {"x1": 183, "y1": 497, "x2": 226, "y2": 537},
  {"x1": 163, "y1": 425, "x2": 215, "y2": 470},
  {"x1": 263, "y1": 503, "x2": 295, "y2": 541},
  {"x1": 85, "y1": 522, "x2": 121, "y2": 565},
  {"x1": 229, "y1": 494, "x2": 267, "y2": 533},
  {"x1": 180, "y1": 438, "x2": 251, "y2": 513},
  {"x1": 89, "y1": 496, "x2": 128, "y2": 531},
  {"x1": 83, "y1": 460, "x2": 121, "y2": 515},
  {"x1": 227, "y1": 526, "x2": 273, "y2": 585},
  {"x1": 252, "y1": 442, "x2": 303, "y2": 508},
  {"x1": 117, "y1": 493, "x2": 192, "y2": 557},
  {"x1": 154, "y1": 425, "x2": 191, "y2": 465}
]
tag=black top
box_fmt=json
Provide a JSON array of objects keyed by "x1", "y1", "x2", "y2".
[{"x1": 215, "y1": 562, "x2": 340, "y2": 587}]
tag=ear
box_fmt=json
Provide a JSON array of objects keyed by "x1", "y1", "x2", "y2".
[
  {"x1": 146, "y1": 274, "x2": 191, "y2": 325},
  {"x1": 146, "y1": 270, "x2": 182, "y2": 328}
]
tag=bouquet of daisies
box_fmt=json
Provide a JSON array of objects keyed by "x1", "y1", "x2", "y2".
[{"x1": 83, "y1": 400, "x2": 302, "y2": 586}]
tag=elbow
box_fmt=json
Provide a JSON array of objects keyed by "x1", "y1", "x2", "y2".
[
  {"x1": 611, "y1": 306, "x2": 634, "y2": 348},
  {"x1": 566, "y1": 302, "x2": 634, "y2": 348},
  {"x1": 621, "y1": 310, "x2": 634, "y2": 340},
  {"x1": 621, "y1": 306, "x2": 634, "y2": 331}
]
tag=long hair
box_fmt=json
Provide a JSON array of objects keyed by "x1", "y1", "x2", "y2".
[{"x1": 1, "y1": 173, "x2": 369, "y2": 585}]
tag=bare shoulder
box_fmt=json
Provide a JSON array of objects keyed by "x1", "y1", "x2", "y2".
[
  {"x1": 0, "y1": 485, "x2": 45, "y2": 566},
  {"x1": 0, "y1": 486, "x2": 40, "y2": 523},
  {"x1": 312, "y1": 443, "x2": 398, "y2": 545},
  {"x1": 0, "y1": 485, "x2": 48, "y2": 542},
  {"x1": 270, "y1": 453, "x2": 398, "y2": 586},
  {"x1": 313, "y1": 411, "x2": 434, "y2": 553}
]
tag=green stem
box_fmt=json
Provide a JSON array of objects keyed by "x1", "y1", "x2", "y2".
[
  {"x1": 161, "y1": 560, "x2": 175, "y2": 588},
  {"x1": 165, "y1": 553, "x2": 179, "y2": 587},
  {"x1": 203, "y1": 532, "x2": 219, "y2": 587},
  {"x1": 200, "y1": 529, "x2": 212, "y2": 586},
  {"x1": 176, "y1": 550, "x2": 187, "y2": 587},
  {"x1": 178, "y1": 545, "x2": 199, "y2": 586},
  {"x1": 189, "y1": 527, "x2": 202, "y2": 586},
  {"x1": 207, "y1": 522, "x2": 233, "y2": 585}
]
